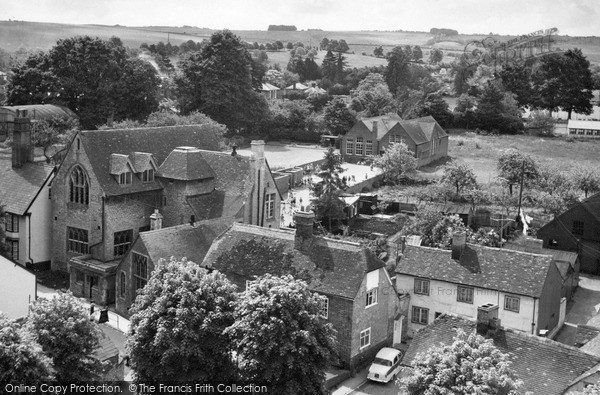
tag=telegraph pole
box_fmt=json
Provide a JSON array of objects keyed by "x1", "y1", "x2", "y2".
[{"x1": 516, "y1": 160, "x2": 526, "y2": 230}]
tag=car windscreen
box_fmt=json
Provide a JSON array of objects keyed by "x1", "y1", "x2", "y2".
[{"x1": 373, "y1": 357, "x2": 392, "y2": 366}]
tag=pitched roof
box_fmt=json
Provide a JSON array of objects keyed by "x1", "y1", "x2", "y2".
[
  {"x1": 138, "y1": 218, "x2": 233, "y2": 265},
  {"x1": 109, "y1": 154, "x2": 133, "y2": 175},
  {"x1": 261, "y1": 83, "x2": 280, "y2": 91},
  {"x1": 130, "y1": 152, "x2": 157, "y2": 172},
  {"x1": 202, "y1": 223, "x2": 386, "y2": 299},
  {"x1": 396, "y1": 244, "x2": 553, "y2": 297},
  {"x1": 185, "y1": 150, "x2": 255, "y2": 221},
  {"x1": 402, "y1": 314, "x2": 600, "y2": 395},
  {"x1": 284, "y1": 82, "x2": 309, "y2": 90},
  {"x1": 1, "y1": 104, "x2": 77, "y2": 121},
  {"x1": 0, "y1": 158, "x2": 54, "y2": 215},
  {"x1": 94, "y1": 328, "x2": 119, "y2": 362},
  {"x1": 78, "y1": 125, "x2": 221, "y2": 196},
  {"x1": 355, "y1": 115, "x2": 447, "y2": 144},
  {"x1": 158, "y1": 147, "x2": 216, "y2": 181}
]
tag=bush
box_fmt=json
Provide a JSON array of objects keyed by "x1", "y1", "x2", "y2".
[{"x1": 457, "y1": 139, "x2": 465, "y2": 146}]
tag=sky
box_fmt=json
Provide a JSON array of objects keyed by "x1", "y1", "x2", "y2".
[{"x1": 1, "y1": 0, "x2": 599, "y2": 36}]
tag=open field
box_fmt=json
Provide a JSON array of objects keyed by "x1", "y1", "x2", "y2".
[
  {"x1": 420, "y1": 130, "x2": 600, "y2": 184},
  {"x1": 2, "y1": 20, "x2": 600, "y2": 65}
]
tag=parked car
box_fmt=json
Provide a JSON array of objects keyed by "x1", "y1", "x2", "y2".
[{"x1": 367, "y1": 347, "x2": 403, "y2": 383}]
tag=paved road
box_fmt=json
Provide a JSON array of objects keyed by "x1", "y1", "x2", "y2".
[{"x1": 350, "y1": 379, "x2": 399, "y2": 395}]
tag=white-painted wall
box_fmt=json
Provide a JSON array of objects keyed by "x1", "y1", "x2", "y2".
[
  {"x1": 27, "y1": 180, "x2": 53, "y2": 264},
  {"x1": 396, "y1": 275, "x2": 537, "y2": 336},
  {"x1": 0, "y1": 255, "x2": 36, "y2": 319}
]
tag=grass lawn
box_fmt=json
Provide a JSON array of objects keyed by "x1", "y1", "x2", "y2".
[{"x1": 420, "y1": 130, "x2": 600, "y2": 184}]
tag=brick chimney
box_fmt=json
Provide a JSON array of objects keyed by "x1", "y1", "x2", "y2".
[
  {"x1": 251, "y1": 140, "x2": 265, "y2": 164},
  {"x1": 451, "y1": 232, "x2": 466, "y2": 260},
  {"x1": 477, "y1": 303, "x2": 500, "y2": 336},
  {"x1": 150, "y1": 209, "x2": 163, "y2": 230},
  {"x1": 372, "y1": 120, "x2": 378, "y2": 135},
  {"x1": 12, "y1": 110, "x2": 34, "y2": 168},
  {"x1": 294, "y1": 211, "x2": 315, "y2": 251}
]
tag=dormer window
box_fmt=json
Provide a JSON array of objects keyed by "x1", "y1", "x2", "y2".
[
  {"x1": 142, "y1": 169, "x2": 154, "y2": 183},
  {"x1": 118, "y1": 171, "x2": 132, "y2": 185}
]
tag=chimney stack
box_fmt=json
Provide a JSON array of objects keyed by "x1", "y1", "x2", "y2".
[
  {"x1": 231, "y1": 144, "x2": 238, "y2": 157},
  {"x1": 372, "y1": 120, "x2": 378, "y2": 135},
  {"x1": 251, "y1": 140, "x2": 265, "y2": 164},
  {"x1": 477, "y1": 304, "x2": 500, "y2": 336},
  {"x1": 12, "y1": 110, "x2": 34, "y2": 168},
  {"x1": 150, "y1": 209, "x2": 163, "y2": 230},
  {"x1": 451, "y1": 232, "x2": 466, "y2": 260},
  {"x1": 294, "y1": 211, "x2": 315, "y2": 251}
]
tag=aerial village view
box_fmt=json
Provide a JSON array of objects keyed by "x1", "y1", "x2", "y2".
[{"x1": 1, "y1": 0, "x2": 600, "y2": 394}]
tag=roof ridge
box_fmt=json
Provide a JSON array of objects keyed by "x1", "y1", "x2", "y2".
[
  {"x1": 439, "y1": 313, "x2": 600, "y2": 358},
  {"x1": 81, "y1": 124, "x2": 217, "y2": 134}
]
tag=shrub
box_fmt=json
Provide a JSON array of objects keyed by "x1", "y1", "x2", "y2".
[{"x1": 457, "y1": 139, "x2": 465, "y2": 146}]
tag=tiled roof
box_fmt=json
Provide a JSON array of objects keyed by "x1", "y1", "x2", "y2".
[
  {"x1": 402, "y1": 314, "x2": 600, "y2": 395},
  {"x1": 0, "y1": 158, "x2": 54, "y2": 215},
  {"x1": 396, "y1": 244, "x2": 553, "y2": 297},
  {"x1": 93, "y1": 328, "x2": 119, "y2": 362},
  {"x1": 138, "y1": 218, "x2": 233, "y2": 266},
  {"x1": 202, "y1": 223, "x2": 385, "y2": 299},
  {"x1": 158, "y1": 147, "x2": 216, "y2": 181},
  {"x1": 185, "y1": 150, "x2": 255, "y2": 221},
  {"x1": 109, "y1": 154, "x2": 132, "y2": 175},
  {"x1": 130, "y1": 152, "x2": 156, "y2": 172},
  {"x1": 79, "y1": 125, "x2": 221, "y2": 196},
  {"x1": 357, "y1": 115, "x2": 402, "y2": 140},
  {"x1": 356, "y1": 115, "x2": 447, "y2": 145}
]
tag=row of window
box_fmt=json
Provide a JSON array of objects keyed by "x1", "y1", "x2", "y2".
[
  {"x1": 67, "y1": 227, "x2": 136, "y2": 257},
  {"x1": 413, "y1": 278, "x2": 521, "y2": 311},
  {"x1": 117, "y1": 168, "x2": 155, "y2": 185},
  {"x1": 411, "y1": 296, "x2": 521, "y2": 326},
  {"x1": 569, "y1": 129, "x2": 600, "y2": 136},
  {"x1": 116, "y1": 253, "x2": 149, "y2": 298},
  {"x1": 346, "y1": 137, "x2": 373, "y2": 156}
]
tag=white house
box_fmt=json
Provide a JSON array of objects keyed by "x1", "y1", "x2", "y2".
[
  {"x1": 0, "y1": 114, "x2": 55, "y2": 269},
  {"x1": 567, "y1": 119, "x2": 600, "y2": 138},
  {"x1": 395, "y1": 234, "x2": 563, "y2": 337},
  {"x1": 0, "y1": 255, "x2": 36, "y2": 319}
]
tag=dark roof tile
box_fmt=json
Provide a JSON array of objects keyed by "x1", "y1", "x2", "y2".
[
  {"x1": 403, "y1": 315, "x2": 600, "y2": 395},
  {"x1": 0, "y1": 159, "x2": 54, "y2": 215},
  {"x1": 396, "y1": 244, "x2": 553, "y2": 297},
  {"x1": 203, "y1": 223, "x2": 386, "y2": 299},
  {"x1": 158, "y1": 147, "x2": 216, "y2": 181}
]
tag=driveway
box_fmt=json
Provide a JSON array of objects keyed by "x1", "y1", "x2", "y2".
[{"x1": 555, "y1": 274, "x2": 600, "y2": 346}]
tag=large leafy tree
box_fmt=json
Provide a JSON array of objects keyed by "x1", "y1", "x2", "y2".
[
  {"x1": 441, "y1": 160, "x2": 477, "y2": 195},
  {"x1": 497, "y1": 149, "x2": 539, "y2": 195},
  {"x1": 7, "y1": 36, "x2": 160, "y2": 129},
  {"x1": 227, "y1": 274, "x2": 338, "y2": 395},
  {"x1": 475, "y1": 81, "x2": 523, "y2": 134},
  {"x1": 350, "y1": 73, "x2": 395, "y2": 117},
  {"x1": 532, "y1": 48, "x2": 594, "y2": 119},
  {"x1": 499, "y1": 63, "x2": 535, "y2": 108},
  {"x1": 571, "y1": 166, "x2": 600, "y2": 198},
  {"x1": 399, "y1": 329, "x2": 522, "y2": 394},
  {"x1": 0, "y1": 313, "x2": 54, "y2": 383},
  {"x1": 322, "y1": 97, "x2": 356, "y2": 136},
  {"x1": 175, "y1": 30, "x2": 268, "y2": 134},
  {"x1": 126, "y1": 257, "x2": 238, "y2": 383},
  {"x1": 26, "y1": 292, "x2": 103, "y2": 381},
  {"x1": 374, "y1": 142, "x2": 417, "y2": 185},
  {"x1": 310, "y1": 147, "x2": 347, "y2": 230},
  {"x1": 386, "y1": 46, "x2": 412, "y2": 95}
]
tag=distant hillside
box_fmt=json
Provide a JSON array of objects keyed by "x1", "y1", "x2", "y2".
[{"x1": 1, "y1": 20, "x2": 599, "y2": 64}]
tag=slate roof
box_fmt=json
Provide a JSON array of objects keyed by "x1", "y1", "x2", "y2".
[
  {"x1": 78, "y1": 125, "x2": 221, "y2": 196},
  {"x1": 355, "y1": 115, "x2": 447, "y2": 145},
  {"x1": 504, "y1": 239, "x2": 579, "y2": 280},
  {"x1": 261, "y1": 83, "x2": 280, "y2": 91},
  {"x1": 0, "y1": 158, "x2": 54, "y2": 215},
  {"x1": 185, "y1": 150, "x2": 255, "y2": 221},
  {"x1": 202, "y1": 223, "x2": 386, "y2": 299},
  {"x1": 402, "y1": 314, "x2": 600, "y2": 395},
  {"x1": 109, "y1": 154, "x2": 132, "y2": 175},
  {"x1": 396, "y1": 244, "x2": 554, "y2": 298},
  {"x1": 158, "y1": 147, "x2": 216, "y2": 181},
  {"x1": 130, "y1": 152, "x2": 156, "y2": 172},
  {"x1": 138, "y1": 218, "x2": 233, "y2": 266}
]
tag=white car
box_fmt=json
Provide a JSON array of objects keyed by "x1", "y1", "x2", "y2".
[{"x1": 366, "y1": 347, "x2": 403, "y2": 383}]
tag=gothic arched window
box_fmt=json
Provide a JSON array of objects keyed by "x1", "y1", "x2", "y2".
[{"x1": 69, "y1": 165, "x2": 89, "y2": 205}]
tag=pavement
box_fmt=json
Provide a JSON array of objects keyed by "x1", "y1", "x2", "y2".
[
  {"x1": 555, "y1": 274, "x2": 600, "y2": 346},
  {"x1": 331, "y1": 365, "x2": 370, "y2": 395}
]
